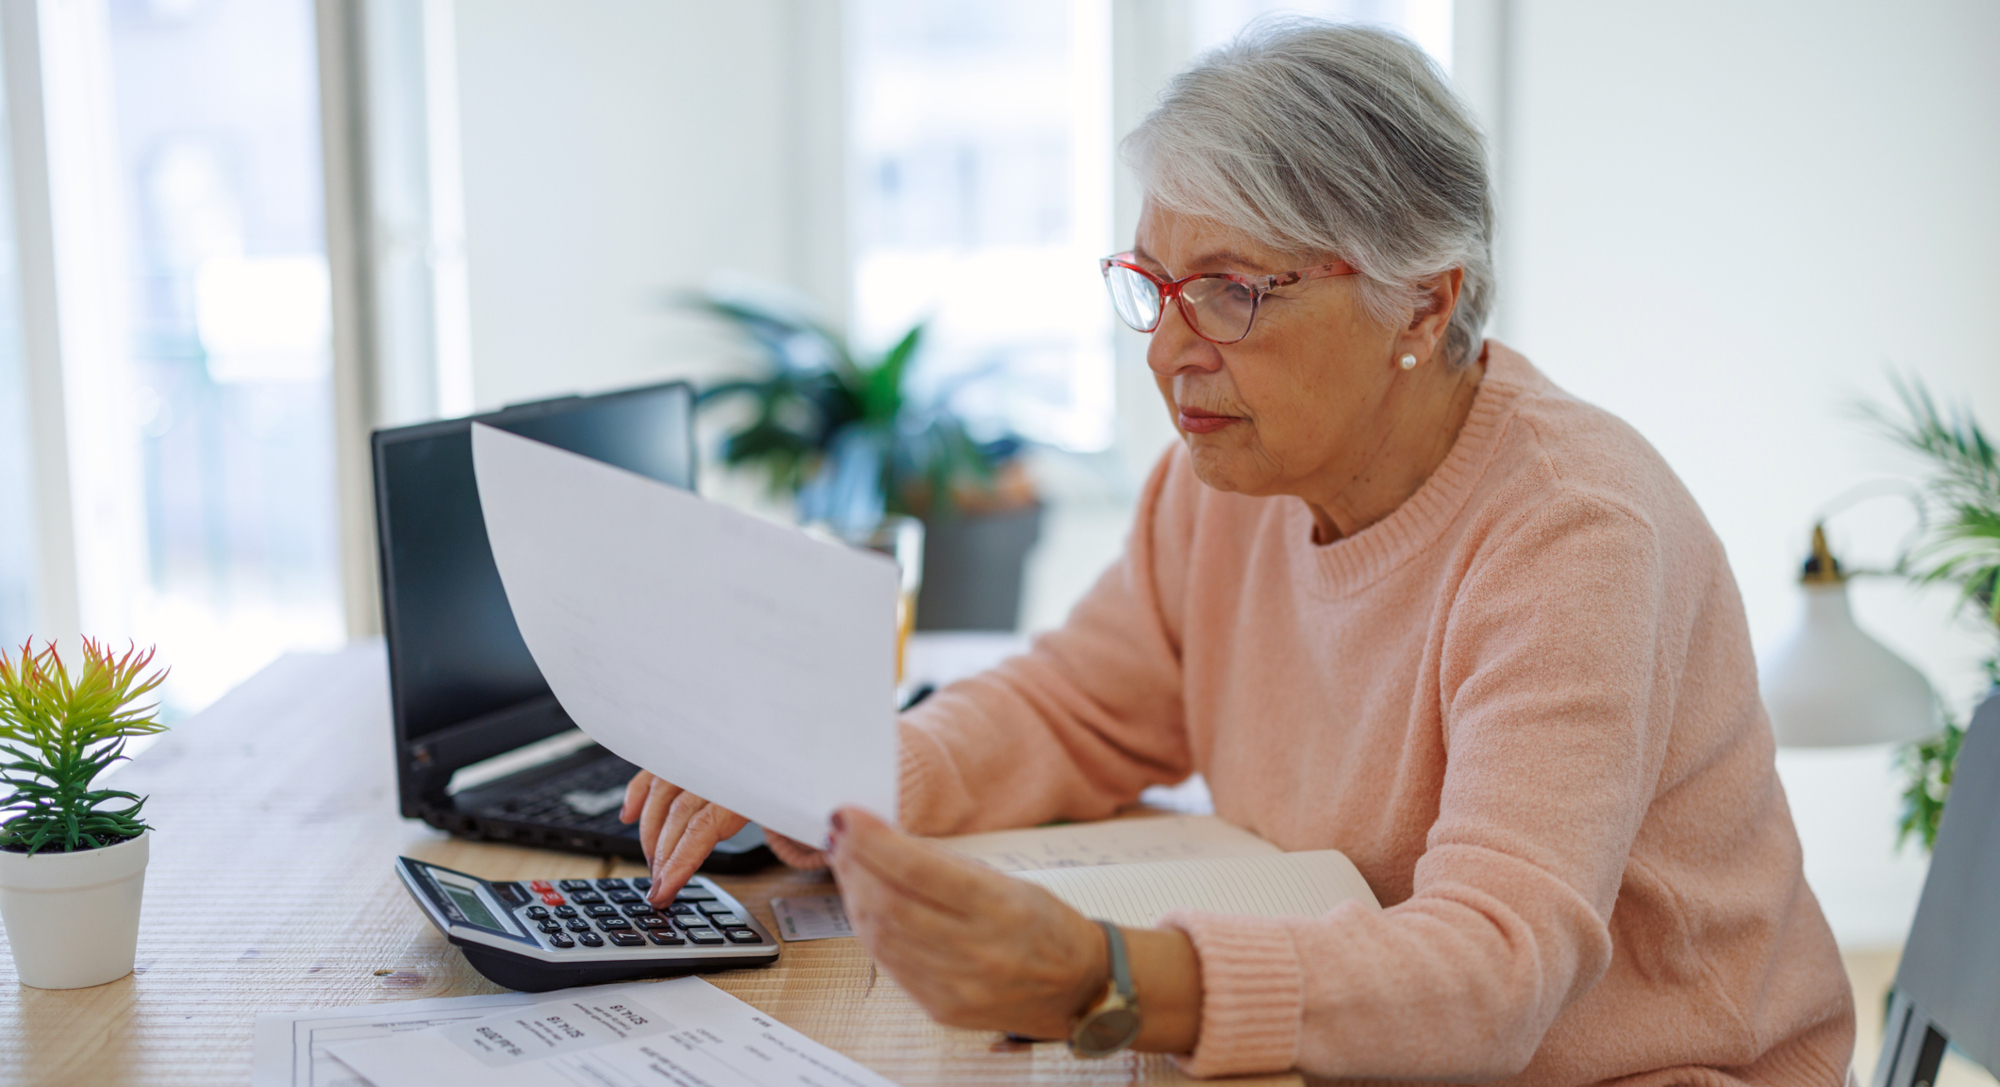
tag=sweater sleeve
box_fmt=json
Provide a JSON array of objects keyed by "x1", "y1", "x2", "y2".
[
  {"x1": 1162, "y1": 488, "x2": 1681, "y2": 1080},
  {"x1": 894, "y1": 447, "x2": 1198, "y2": 836}
]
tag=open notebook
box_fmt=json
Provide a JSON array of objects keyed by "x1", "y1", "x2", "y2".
[{"x1": 943, "y1": 815, "x2": 1381, "y2": 930}]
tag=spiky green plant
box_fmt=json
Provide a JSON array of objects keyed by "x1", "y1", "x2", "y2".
[
  {"x1": 1864, "y1": 374, "x2": 2000, "y2": 851},
  {"x1": 0, "y1": 639, "x2": 169, "y2": 855}
]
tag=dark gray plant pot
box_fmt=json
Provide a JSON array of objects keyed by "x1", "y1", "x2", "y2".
[{"x1": 914, "y1": 502, "x2": 1044, "y2": 632}]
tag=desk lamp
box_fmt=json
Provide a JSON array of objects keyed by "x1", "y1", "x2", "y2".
[{"x1": 1759, "y1": 524, "x2": 1938, "y2": 746}]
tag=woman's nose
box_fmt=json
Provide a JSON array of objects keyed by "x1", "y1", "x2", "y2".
[{"x1": 1145, "y1": 302, "x2": 1223, "y2": 377}]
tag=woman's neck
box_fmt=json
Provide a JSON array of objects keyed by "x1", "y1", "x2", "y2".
[{"x1": 1306, "y1": 353, "x2": 1486, "y2": 545}]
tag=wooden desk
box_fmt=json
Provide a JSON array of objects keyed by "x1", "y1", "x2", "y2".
[{"x1": 0, "y1": 645, "x2": 1293, "y2": 1086}]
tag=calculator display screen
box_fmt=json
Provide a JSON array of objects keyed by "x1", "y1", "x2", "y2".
[{"x1": 432, "y1": 870, "x2": 518, "y2": 935}]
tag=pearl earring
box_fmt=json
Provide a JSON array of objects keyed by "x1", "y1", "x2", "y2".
[{"x1": 1399, "y1": 353, "x2": 1418, "y2": 370}]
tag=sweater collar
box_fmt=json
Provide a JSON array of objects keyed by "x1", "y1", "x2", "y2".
[{"x1": 1288, "y1": 339, "x2": 1534, "y2": 596}]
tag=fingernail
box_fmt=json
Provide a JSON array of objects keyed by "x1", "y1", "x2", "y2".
[{"x1": 831, "y1": 811, "x2": 847, "y2": 833}]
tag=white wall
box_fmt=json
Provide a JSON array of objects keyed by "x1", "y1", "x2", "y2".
[
  {"x1": 450, "y1": 0, "x2": 845, "y2": 411},
  {"x1": 1499, "y1": 0, "x2": 2000, "y2": 945}
]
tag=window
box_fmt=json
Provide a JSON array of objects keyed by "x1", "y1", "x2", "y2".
[
  {"x1": 848, "y1": 0, "x2": 1115, "y2": 453},
  {"x1": 108, "y1": 0, "x2": 342, "y2": 713},
  {"x1": 0, "y1": 110, "x2": 29, "y2": 646}
]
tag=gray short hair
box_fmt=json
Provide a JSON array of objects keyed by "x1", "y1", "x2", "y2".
[{"x1": 1125, "y1": 19, "x2": 1494, "y2": 368}]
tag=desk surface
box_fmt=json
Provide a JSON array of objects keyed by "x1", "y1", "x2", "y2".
[{"x1": 0, "y1": 644, "x2": 1293, "y2": 1087}]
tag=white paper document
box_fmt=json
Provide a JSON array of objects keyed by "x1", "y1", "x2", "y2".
[
  {"x1": 471, "y1": 423, "x2": 901, "y2": 845},
  {"x1": 770, "y1": 894, "x2": 855, "y2": 941},
  {"x1": 253, "y1": 989, "x2": 553, "y2": 1087},
  {"x1": 327, "y1": 977, "x2": 897, "y2": 1087}
]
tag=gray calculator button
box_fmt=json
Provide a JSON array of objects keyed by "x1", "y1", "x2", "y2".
[
  {"x1": 681, "y1": 926, "x2": 724, "y2": 945},
  {"x1": 706, "y1": 912, "x2": 743, "y2": 927}
]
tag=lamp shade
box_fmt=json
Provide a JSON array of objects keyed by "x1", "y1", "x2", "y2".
[{"x1": 1760, "y1": 580, "x2": 1938, "y2": 747}]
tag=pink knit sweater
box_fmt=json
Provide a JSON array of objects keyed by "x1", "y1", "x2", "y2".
[{"x1": 895, "y1": 343, "x2": 1854, "y2": 1083}]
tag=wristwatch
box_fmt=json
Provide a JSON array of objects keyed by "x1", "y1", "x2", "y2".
[{"x1": 1068, "y1": 920, "x2": 1142, "y2": 1058}]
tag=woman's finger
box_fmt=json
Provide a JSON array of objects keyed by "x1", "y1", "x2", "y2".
[
  {"x1": 637, "y1": 777, "x2": 682, "y2": 863},
  {"x1": 618, "y1": 770, "x2": 655, "y2": 824},
  {"x1": 656, "y1": 802, "x2": 747, "y2": 901},
  {"x1": 832, "y1": 807, "x2": 991, "y2": 917},
  {"x1": 648, "y1": 790, "x2": 707, "y2": 890},
  {"x1": 764, "y1": 830, "x2": 829, "y2": 870}
]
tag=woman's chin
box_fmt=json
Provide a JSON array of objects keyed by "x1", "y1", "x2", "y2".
[{"x1": 1184, "y1": 443, "x2": 1263, "y2": 495}]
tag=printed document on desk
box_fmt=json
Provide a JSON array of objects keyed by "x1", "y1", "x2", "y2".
[
  {"x1": 471, "y1": 423, "x2": 900, "y2": 846},
  {"x1": 253, "y1": 989, "x2": 551, "y2": 1087},
  {"x1": 327, "y1": 977, "x2": 898, "y2": 1087}
]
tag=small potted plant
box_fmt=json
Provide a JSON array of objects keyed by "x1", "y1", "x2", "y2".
[
  {"x1": 688, "y1": 288, "x2": 1043, "y2": 630},
  {"x1": 0, "y1": 639, "x2": 168, "y2": 988}
]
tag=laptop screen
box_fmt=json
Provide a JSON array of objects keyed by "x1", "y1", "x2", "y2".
[{"x1": 372, "y1": 383, "x2": 695, "y2": 752}]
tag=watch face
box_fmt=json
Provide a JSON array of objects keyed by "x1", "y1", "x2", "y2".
[{"x1": 1073, "y1": 1007, "x2": 1143, "y2": 1057}]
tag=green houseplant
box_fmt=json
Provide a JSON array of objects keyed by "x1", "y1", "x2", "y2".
[
  {"x1": 0, "y1": 639, "x2": 169, "y2": 988},
  {"x1": 1866, "y1": 377, "x2": 2000, "y2": 851},
  {"x1": 688, "y1": 289, "x2": 1042, "y2": 630}
]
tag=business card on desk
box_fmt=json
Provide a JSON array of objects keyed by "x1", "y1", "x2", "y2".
[{"x1": 770, "y1": 894, "x2": 853, "y2": 941}]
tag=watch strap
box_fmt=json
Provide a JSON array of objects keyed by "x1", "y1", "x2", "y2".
[
  {"x1": 1099, "y1": 919, "x2": 1134, "y2": 1003},
  {"x1": 1068, "y1": 919, "x2": 1142, "y2": 1058}
]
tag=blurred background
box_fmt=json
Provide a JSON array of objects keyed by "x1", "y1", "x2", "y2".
[{"x1": 0, "y1": 0, "x2": 1996, "y2": 1030}]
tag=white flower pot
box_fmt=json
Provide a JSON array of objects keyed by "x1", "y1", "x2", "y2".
[{"x1": 0, "y1": 830, "x2": 149, "y2": 989}]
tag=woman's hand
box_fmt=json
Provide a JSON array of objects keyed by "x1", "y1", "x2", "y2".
[
  {"x1": 826, "y1": 807, "x2": 1113, "y2": 1040},
  {"x1": 619, "y1": 771, "x2": 826, "y2": 907}
]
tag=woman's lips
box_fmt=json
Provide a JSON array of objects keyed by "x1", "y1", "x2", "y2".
[{"x1": 1177, "y1": 406, "x2": 1241, "y2": 435}]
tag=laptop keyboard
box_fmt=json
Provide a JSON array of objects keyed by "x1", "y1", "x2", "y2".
[{"x1": 487, "y1": 756, "x2": 642, "y2": 838}]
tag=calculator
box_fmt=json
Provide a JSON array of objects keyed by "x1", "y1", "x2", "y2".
[{"x1": 394, "y1": 856, "x2": 779, "y2": 992}]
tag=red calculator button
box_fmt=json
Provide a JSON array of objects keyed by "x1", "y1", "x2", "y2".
[
  {"x1": 529, "y1": 880, "x2": 554, "y2": 894},
  {"x1": 540, "y1": 892, "x2": 565, "y2": 906}
]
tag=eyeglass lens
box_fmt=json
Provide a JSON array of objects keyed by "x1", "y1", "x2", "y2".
[{"x1": 1103, "y1": 264, "x2": 1259, "y2": 343}]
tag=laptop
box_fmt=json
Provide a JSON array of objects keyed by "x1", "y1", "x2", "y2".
[{"x1": 371, "y1": 381, "x2": 773, "y2": 872}]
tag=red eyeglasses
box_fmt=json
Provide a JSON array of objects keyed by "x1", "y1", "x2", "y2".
[{"x1": 1099, "y1": 253, "x2": 1358, "y2": 345}]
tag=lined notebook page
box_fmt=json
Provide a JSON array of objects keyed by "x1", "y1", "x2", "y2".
[
  {"x1": 942, "y1": 815, "x2": 1280, "y2": 873},
  {"x1": 1013, "y1": 851, "x2": 1381, "y2": 929}
]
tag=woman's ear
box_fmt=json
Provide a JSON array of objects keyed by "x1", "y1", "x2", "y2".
[{"x1": 1398, "y1": 266, "x2": 1464, "y2": 365}]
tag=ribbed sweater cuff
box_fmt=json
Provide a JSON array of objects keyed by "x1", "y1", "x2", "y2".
[{"x1": 1157, "y1": 909, "x2": 1303, "y2": 1078}]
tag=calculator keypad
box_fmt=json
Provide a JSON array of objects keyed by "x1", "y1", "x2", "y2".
[{"x1": 513, "y1": 876, "x2": 764, "y2": 955}]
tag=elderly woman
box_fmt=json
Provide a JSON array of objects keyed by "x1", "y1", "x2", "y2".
[{"x1": 622, "y1": 21, "x2": 1855, "y2": 1084}]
